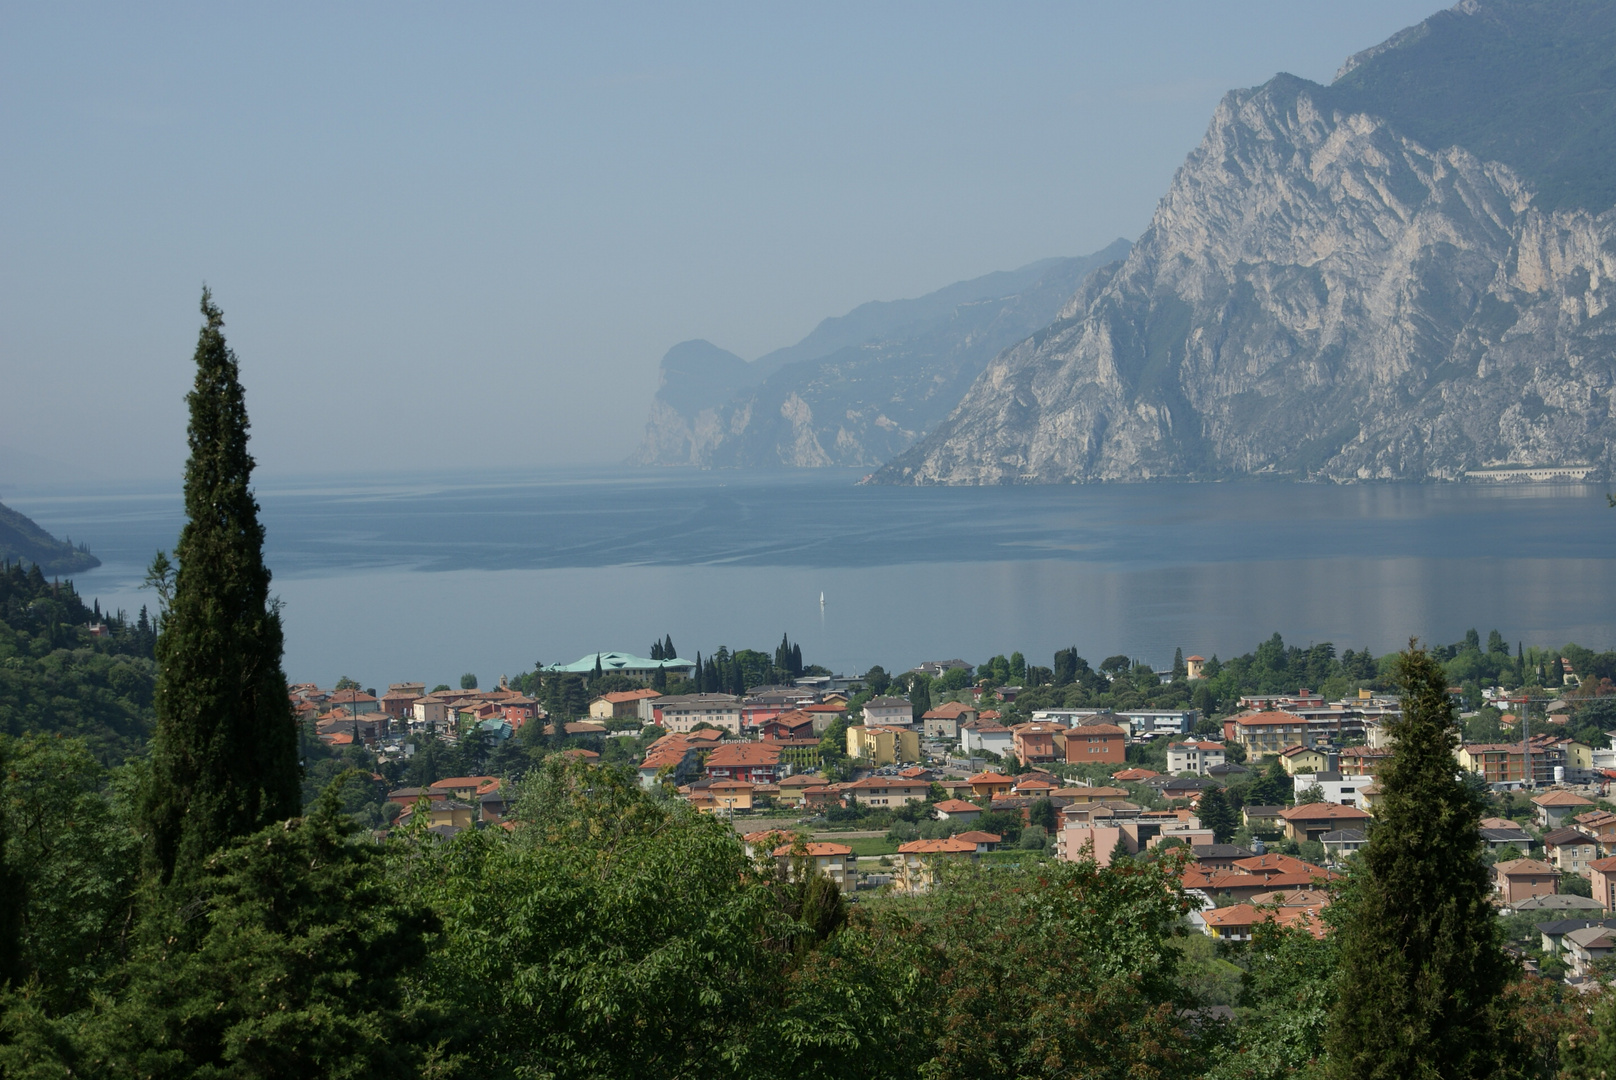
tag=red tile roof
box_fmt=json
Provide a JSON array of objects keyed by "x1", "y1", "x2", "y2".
[
  {"x1": 704, "y1": 742, "x2": 783, "y2": 768},
  {"x1": 898, "y1": 838, "x2": 977, "y2": 854}
]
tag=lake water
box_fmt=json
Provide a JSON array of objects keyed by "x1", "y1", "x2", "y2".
[{"x1": 7, "y1": 469, "x2": 1616, "y2": 687}]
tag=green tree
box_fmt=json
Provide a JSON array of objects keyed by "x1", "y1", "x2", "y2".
[
  {"x1": 142, "y1": 290, "x2": 300, "y2": 890},
  {"x1": 60, "y1": 776, "x2": 457, "y2": 1078},
  {"x1": 922, "y1": 857, "x2": 1200, "y2": 1080},
  {"x1": 1197, "y1": 785, "x2": 1238, "y2": 844},
  {"x1": 909, "y1": 675, "x2": 932, "y2": 720},
  {"x1": 1325, "y1": 643, "x2": 1516, "y2": 1080},
  {"x1": 460, "y1": 671, "x2": 479, "y2": 690}
]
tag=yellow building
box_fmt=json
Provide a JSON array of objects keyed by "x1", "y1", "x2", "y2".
[
  {"x1": 704, "y1": 780, "x2": 755, "y2": 814},
  {"x1": 1278, "y1": 745, "x2": 1330, "y2": 776},
  {"x1": 847, "y1": 724, "x2": 921, "y2": 765}
]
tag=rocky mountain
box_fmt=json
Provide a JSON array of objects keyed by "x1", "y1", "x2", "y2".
[
  {"x1": 631, "y1": 241, "x2": 1130, "y2": 468},
  {"x1": 874, "y1": 0, "x2": 1616, "y2": 484},
  {"x1": 0, "y1": 500, "x2": 100, "y2": 573}
]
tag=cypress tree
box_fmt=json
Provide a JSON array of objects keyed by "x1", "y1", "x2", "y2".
[
  {"x1": 1196, "y1": 785, "x2": 1237, "y2": 844},
  {"x1": 142, "y1": 290, "x2": 300, "y2": 888},
  {"x1": 1324, "y1": 642, "x2": 1515, "y2": 1080},
  {"x1": 664, "y1": 634, "x2": 676, "y2": 659}
]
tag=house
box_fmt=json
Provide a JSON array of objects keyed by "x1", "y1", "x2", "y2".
[
  {"x1": 1590, "y1": 856, "x2": 1616, "y2": 912},
  {"x1": 850, "y1": 693, "x2": 910, "y2": 727},
  {"x1": 1278, "y1": 745, "x2": 1332, "y2": 776},
  {"x1": 1290, "y1": 770, "x2": 1374, "y2": 809},
  {"x1": 1062, "y1": 785, "x2": 1130, "y2": 806},
  {"x1": 1199, "y1": 902, "x2": 1327, "y2": 942},
  {"x1": 556, "y1": 748, "x2": 600, "y2": 764},
  {"x1": 1542, "y1": 828, "x2": 1600, "y2": 875},
  {"x1": 379, "y1": 684, "x2": 424, "y2": 719},
  {"x1": 847, "y1": 725, "x2": 921, "y2": 766},
  {"x1": 1320, "y1": 828, "x2": 1367, "y2": 858},
  {"x1": 704, "y1": 741, "x2": 784, "y2": 784},
  {"x1": 411, "y1": 696, "x2": 451, "y2": 732},
  {"x1": 1011, "y1": 722, "x2": 1064, "y2": 764},
  {"x1": 967, "y1": 771, "x2": 1014, "y2": 798},
  {"x1": 1561, "y1": 924, "x2": 1616, "y2": 977},
  {"x1": 895, "y1": 836, "x2": 980, "y2": 892},
  {"x1": 911, "y1": 659, "x2": 973, "y2": 679},
  {"x1": 329, "y1": 688, "x2": 379, "y2": 714},
  {"x1": 933, "y1": 798, "x2": 983, "y2": 821},
  {"x1": 1112, "y1": 767, "x2": 1160, "y2": 783},
  {"x1": 921, "y1": 701, "x2": 978, "y2": 739},
  {"x1": 1537, "y1": 918, "x2": 1616, "y2": 955},
  {"x1": 429, "y1": 776, "x2": 501, "y2": 801},
  {"x1": 1478, "y1": 819, "x2": 1535, "y2": 852},
  {"x1": 959, "y1": 720, "x2": 1014, "y2": 758},
  {"x1": 637, "y1": 734, "x2": 701, "y2": 789},
  {"x1": 774, "y1": 774, "x2": 824, "y2": 808},
  {"x1": 704, "y1": 780, "x2": 754, "y2": 814},
  {"x1": 1514, "y1": 893, "x2": 1606, "y2": 915},
  {"x1": 953, "y1": 830, "x2": 1002, "y2": 853},
  {"x1": 759, "y1": 709, "x2": 818, "y2": 741},
  {"x1": 1185, "y1": 655, "x2": 1206, "y2": 680},
  {"x1": 772, "y1": 841, "x2": 855, "y2": 892},
  {"x1": 1057, "y1": 824, "x2": 1125, "y2": 866},
  {"x1": 398, "y1": 799, "x2": 474, "y2": 831},
  {"x1": 1337, "y1": 745, "x2": 1394, "y2": 775},
  {"x1": 1167, "y1": 740, "x2": 1226, "y2": 775},
  {"x1": 1278, "y1": 802, "x2": 1371, "y2": 843},
  {"x1": 1493, "y1": 858, "x2": 1562, "y2": 905},
  {"x1": 1532, "y1": 790, "x2": 1595, "y2": 830},
  {"x1": 843, "y1": 775, "x2": 930, "y2": 808},
  {"x1": 1063, "y1": 723, "x2": 1128, "y2": 764},
  {"x1": 1228, "y1": 710, "x2": 1341, "y2": 760},
  {"x1": 1243, "y1": 805, "x2": 1286, "y2": 833},
  {"x1": 1458, "y1": 743, "x2": 1528, "y2": 786},
  {"x1": 1191, "y1": 844, "x2": 1257, "y2": 870},
  {"x1": 652, "y1": 694, "x2": 744, "y2": 735},
  {"x1": 548, "y1": 652, "x2": 695, "y2": 683},
  {"x1": 589, "y1": 688, "x2": 661, "y2": 719}
]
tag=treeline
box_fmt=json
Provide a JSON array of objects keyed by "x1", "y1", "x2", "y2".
[
  {"x1": 987, "y1": 630, "x2": 1616, "y2": 723},
  {"x1": 0, "y1": 560, "x2": 157, "y2": 763}
]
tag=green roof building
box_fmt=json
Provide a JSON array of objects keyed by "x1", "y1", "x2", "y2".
[{"x1": 546, "y1": 652, "x2": 694, "y2": 682}]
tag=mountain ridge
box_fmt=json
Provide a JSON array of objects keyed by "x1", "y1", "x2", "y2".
[
  {"x1": 631, "y1": 241, "x2": 1131, "y2": 468},
  {"x1": 0, "y1": 500, "x2": 101, "y2": 574},
  {"x1": 872, "y1": 0, "x2": 1616, "y2": 485}
]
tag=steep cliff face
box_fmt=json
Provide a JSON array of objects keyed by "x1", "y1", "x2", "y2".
[
  {"x1": 875, "y1": 1, "x2": 1616, "y2": 484},
  {"x1": 630, "y1": 243, "x2": 1130, "y2": 468}
]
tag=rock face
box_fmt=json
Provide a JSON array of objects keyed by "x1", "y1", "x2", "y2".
[
  {"x1": 875, "y1": 1, "x2": 1616, "y2": 484},
  {"x1": 630, "y1": 243, "x2": 1130, "y2": 468}
]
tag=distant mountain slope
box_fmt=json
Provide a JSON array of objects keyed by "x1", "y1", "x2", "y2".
[
  {"x1": 630, "y1": 241, "x2": 1131, "y2": 468},
  {"x1": 0, "y1": 501, "x2": 100, "y2": 573},
  {"x1": 874, "y1": 0, "x2": 1616, "y2": 485}
]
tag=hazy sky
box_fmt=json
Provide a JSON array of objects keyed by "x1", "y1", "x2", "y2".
[{"x1": 2, "y1": 2, "x2": 1440, "y2": 482}]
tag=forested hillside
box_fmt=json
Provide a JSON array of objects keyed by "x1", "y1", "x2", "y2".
[{"x1": 0, "y1": 561, "x2": 156, "y2": 763}]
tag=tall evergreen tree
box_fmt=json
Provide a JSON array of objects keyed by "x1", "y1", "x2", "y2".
[
  {"x1": 1325, "y1": 643, "x2": 1515, "y2": 1080},
  {"x1": 1196, "y1": 784, "x2": 1237, "y2": 844},
  {"x1": 142, "y1": 290, "x2": 300, "y2": 889},
  {"x1": 694, "y1": 651, "x2": 703, "y2": 693},
  {"x1": 664, "y1": 634, "x2": 676, "y2": 659}
]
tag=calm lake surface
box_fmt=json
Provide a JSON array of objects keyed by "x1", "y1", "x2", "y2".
[{"x1": 8, "y1": 469, "x2": 1616, "y2": 687}]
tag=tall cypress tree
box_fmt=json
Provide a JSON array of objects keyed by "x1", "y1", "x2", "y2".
[
  {"x1": 143, "y1": 290, "x2": 301, "y2": 888},
  {"x1": 1325, "y1": 643, "x2": 1515, "y2": 1080}
]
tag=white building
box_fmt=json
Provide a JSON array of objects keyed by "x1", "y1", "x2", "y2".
[
  {"x1": 862, "y1": 696, "x2": 915, "y2": 728},
  {"x1": 1167, "y1": 740, "x2": 1226, "y2": 775},
  {"x1": 960, "y1": 720, "x2": 1014, "y2": 759},
  {"x1": 652, "y1": 694, "x2": 743, "y2": 735},
  {"x1": 1291, "y1": 771, "x2": 1374, "y2": 809}
]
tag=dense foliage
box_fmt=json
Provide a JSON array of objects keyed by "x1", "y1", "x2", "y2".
[{"x1": 0, "y1": 561, "x2": 156, "y2": 763}]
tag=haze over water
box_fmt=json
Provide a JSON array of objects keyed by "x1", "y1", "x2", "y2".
[{"x1": 8, "y1": 471, "x2": 1615, "y2": 687}]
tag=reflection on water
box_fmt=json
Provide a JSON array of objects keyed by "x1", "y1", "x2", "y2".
[{"x1": 6, "y1": 469, "x2": 1615, "y2": 685}]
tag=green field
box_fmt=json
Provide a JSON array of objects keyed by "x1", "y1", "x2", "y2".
[{"x1": 842, "y1": 837, "x2": 899, "y2": 858}]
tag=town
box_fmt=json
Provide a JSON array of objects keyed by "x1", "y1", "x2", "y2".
[{"x1": 293, "y1": 642, "x2": 1616, "y2": 987}]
